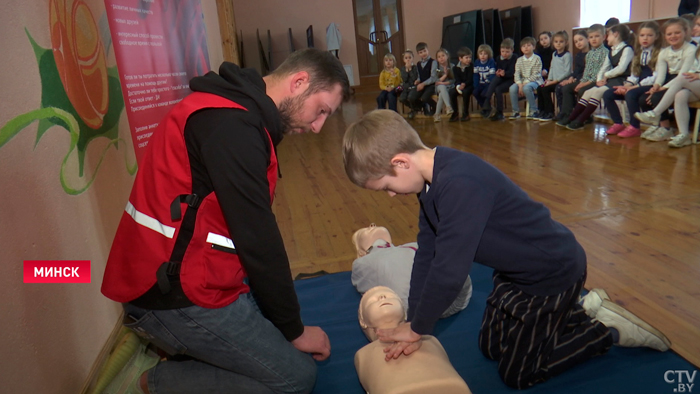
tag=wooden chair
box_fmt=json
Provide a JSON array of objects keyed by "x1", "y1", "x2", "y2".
[{"x1": 689, "y1": 101, "x2": 700, "y2": 144}]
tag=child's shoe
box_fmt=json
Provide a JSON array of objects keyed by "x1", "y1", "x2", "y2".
[
  {"x1": 446, "y1": 107, "x2": 454, "y2": 116},
  {"x1": 566, "y1": 120, "x2": 584, "y2": 130},
  {"x1": 617, "y1": 125, "x2": 641, "y2": 138},
  {"x1": 669, "y1": 133, "x2": 692, "y2": 148},
  {"x1": 509, "y1": 112, "x2": 521, "y2": 120},
  {"x1": 490, "y1": 111, "x2": 505, "y2": 121},
  {"x1": 449, "y1": 113, "x2": 459, "y2": 122},
  {"x1": 606, "y1": 123, "x2": 626, "y2": 135},
  {"x1": 460, "y1": 113, "x2": 471, "y2": 121},
  {"x1": 556, "y1": 117, "x2": 570, "y2": 127},
  {"x1": 640, "y1": 125, "x2": 659, "y2": 139},
  {"x1": 408, "y1": 110, "x2": 416, "y2": 120},
  {"x1": 480, "y1": 108, "x2": 491, "y2": 117},
  {"x1": 579, "y1": 288, "x2": 610, "y2": 319},
  {"x1": 527, "y1": 111, "x2": 541, "y2": 120},
  {"x1": 647, "y1": 127, "x2": 674, "y2": 142},
  {"x1": 594, "y1": 299, "x2": 671, "y2": 351},
  {"x1": 538, "y1": 113, "x2": 553, "y2": 122},
  {"x1": 433, "y1": 114, "x2": 441, "y2": 122},
  {"x1": 634, "y1": 110, "x2": 660, "y2": 126}
]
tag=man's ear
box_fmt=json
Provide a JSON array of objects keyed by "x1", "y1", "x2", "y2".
[
  {"x1": 289, "y1": 71, "x2": 310, "y2": 94},
  {"x1": 390, "y1": 153, "x2": 411, "y2": 169}
]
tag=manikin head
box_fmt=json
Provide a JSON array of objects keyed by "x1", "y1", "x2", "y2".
[
  {"x1": 351, "y1": 223, "x2": 393, "y2": 258},
  {"x1": 358, "y1": 286, "x2": 406, "y2": 341}
]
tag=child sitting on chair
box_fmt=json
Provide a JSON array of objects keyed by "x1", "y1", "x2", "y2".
[
  {"x1": 351, "y1": 224, "x2": 472, "y2": 319},
  {"x1": 377, "y1": 53, "x2": 402, "y2": 112}
]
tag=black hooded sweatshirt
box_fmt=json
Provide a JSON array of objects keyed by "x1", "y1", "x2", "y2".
[{"x1": 130, "y1": 62, "x2": 304, "y2": 341}]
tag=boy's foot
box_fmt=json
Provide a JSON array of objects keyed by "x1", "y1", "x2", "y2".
[
  {"x1": 509, "y1": 112, "x2": 521, "y2": 120},
  {"x1": 556, "y1": 117, "x2": 571, "y2": 127},
  {"x1": 606, "y1": 123, "x2": 626, "y2": 135},
  {"x1": 618, "y1": 125, "x2": 641, "y2": 138},
  {"x1": 634, "y1": 110, "x2": 660, "y2": 126},
  {"x1": 580, "y1": 288, "x2": 610, "y2": 319},
  {"x1": 539, "y1": 113, "x2": 553, "y2": 122},
  {"x1": 647, "y1": 127, "x2": 674, "y2": 142},
  {"x1": 490, "y1": 112, "x2": 505, "y2": 121},
  {"x1": 103, "y1": 334, "x2": 160, "y2": 394},
  {"x1": 669, "y1": 133, "x2": 692, "y2": 148},
  {"x1": 449, "y1": 113, "x2": 459, "y2": 122},
  {"x1": 527, "y1": 111, "x2": 541, "y2": 120},
  {"x1": 461, "y1": 114, "x2": 471, "y2": 121},
  {"x1": 566, "y1": 120, "x2": 584, "y2": 130},
  {"x1": 408, "y1": 111, "x2": 416, "y2": 120},
  {"x1": 594, "y1": 299, "x2": 671, "y2": 351},
  {"x1": 640, "y1": 125, "x2": 658, "y2": 139}
]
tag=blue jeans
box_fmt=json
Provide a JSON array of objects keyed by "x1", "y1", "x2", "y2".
[
  {"x1": 509, "y1": 81, "x2": 539, "y2": 114},
  {"x1": 377, "y1": 90, "x2": 398, "y2": 111},
  {"x1": 123, "y1": 292, "x2": 316, "y2": 394}
]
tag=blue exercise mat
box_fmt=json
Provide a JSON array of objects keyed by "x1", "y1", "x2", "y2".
[{"x1": 295, "y1": 264, "x2": 697, "y2": 394}]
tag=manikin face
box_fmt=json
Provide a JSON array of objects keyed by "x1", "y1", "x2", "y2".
[
  {"x1": 353, "y1": 224, "x2": 392, "y2": 257},
  {"x1": 588, "y1": 31, "x2": 603, "y2": 48},
  {"x1": 500, "y1": 47, "x2": 513, "y2": 59},
  {"x1": 553, "y1": 36, "x2": 566, "y2": 52},
  {"x1": 478, "y1": 51, "x2": 489, "y2": 62},
  {"x1": 521, "y1": 42, "x2": 534, "y2": 55},
  {"x1": 665, "y1": 23, "x2": 687, "y2": 48},
  {"x1": 417, "y1": 48, "x2": 429, "y2": 61},
  {"x1": 539, "y1": 34, "x2": 551, "y2": 48},
  {"x1": 278, "y1": 82, "x2": 344, "y2": 135},
  {"x1": 359, "y1": 286, "x2": 405, "y2": 341},
  {"x1": 574, "y1": 34, "x2": 589, "y2": 50},
  {"x1": 403, "y1": 53, "x2": 413, "y2": 66},
  {"x1": 638, "y1": 28, "x2": 656, "y2": 48}
]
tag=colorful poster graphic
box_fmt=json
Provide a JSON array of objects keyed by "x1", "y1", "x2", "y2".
[{"x1": 105, "y1": 0, "x2": 210, "y2": 163}]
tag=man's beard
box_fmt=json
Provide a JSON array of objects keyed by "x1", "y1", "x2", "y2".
[{"x1": 278, "y1": 90, "x2": 310, "y2": 135}]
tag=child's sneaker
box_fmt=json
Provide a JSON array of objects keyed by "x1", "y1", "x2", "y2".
[
  {"x1": 618, "y1": 125, "x2": 641, "y2": 138},
  {"x1": 594, "y1": 300, "x2": 671, "y2": 351},
  {"x1": 461, "y1": 113, "x2": 471, "y2": 121},
  {"x1": 527, "y1": 111, "x2": 541, "y2": 120},
  {"x1": 669, "y1": 133, "x2": 692, "y2": 148},
  {"x1": 408, "y1": 111, "x2": 416, "y2": 120},
  {"x1": 556, "y1": 117, "x2": 571, "y2": 127},
  {"x1": 566, "y1": 120, "x2": 584, "y2": 130},
  {"x1": 647, "y1": 127, "x2": 674, "y2": 142},
  {"x1": 490, "y1": 111, "x2": 505, "y2": 121},
  {"x1": 634, "y1": 110, "x2": 660, "y2": 126},
  {"x1": 640, "y1": 125, "x2": 659, "y2": 139},
  {"x1": 606, "y1": 123, "x2": 626, "y2": 135},
  {"x1": 433, "y1": 114, "x2": 441, "y2": 123},
  {"x1": 539, "y1": 113, "x2": 553, "y2": 122},
  {"x1": 509, "y1": 112, "x2": 521, "y2": 120},
  {"x1": 446, "y1": 107, "x2": 454, "y2": 116},
  {"x1": 480, "y1": 108, "x2": 491, "y2": 117},
  {"x1": 449, "y1": 113, "x2": 459, "y2": 122}
]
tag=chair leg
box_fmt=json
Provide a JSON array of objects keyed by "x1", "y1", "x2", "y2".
[{"x1": 693, "y1": 108, "x2": 700, "y2": 144}]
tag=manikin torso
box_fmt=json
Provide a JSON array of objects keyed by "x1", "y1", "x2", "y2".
[{"x1": 355, "y1": 336, "x2": 471, "y2": 394}]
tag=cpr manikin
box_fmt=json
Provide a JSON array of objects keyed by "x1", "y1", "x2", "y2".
[
  {"x1": 355, "y1": 286, "x2": 471, "y2": 394},
  {"x1": 351, "y1": 224, "x2": 472, "y2": 318}
]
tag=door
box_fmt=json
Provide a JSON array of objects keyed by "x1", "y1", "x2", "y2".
[{"x1": 353, "y1": 0, "x2": 405, "y2": 77}]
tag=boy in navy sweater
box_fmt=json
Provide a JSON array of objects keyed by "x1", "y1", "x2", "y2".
[
  {"x1": 343, "y1": 110, "x2": 670, "y2": 389},
  {"x1": 481, "y1": 38, "x2": 519, "y2": 120},
  {"x1": 449, "y1": 47, "x2": 474, "y2": 122}
]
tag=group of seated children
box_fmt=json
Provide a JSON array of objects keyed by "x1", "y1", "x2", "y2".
[{"x1": 376, "y1": 16, "x2": 700, "y2": 148}]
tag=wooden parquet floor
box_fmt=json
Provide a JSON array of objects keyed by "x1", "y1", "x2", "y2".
[{"x1": 272, "y1": 92, "x2": 700, "y2": 367}]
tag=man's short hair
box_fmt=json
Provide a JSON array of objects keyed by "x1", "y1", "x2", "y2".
[
  {"x1": 457, "y1": 47, "x2": 472, "y2": 58},
  {"x1": 270, "y1": 48, "x2": 351, "y2": 101},
  {"x1": 477, "y1": 44, "x2": 493, "y2": 58},
  {"x1": 520, "y1": 37, "x2": 536, "y2": 47},
  {"x1": 500, "y1": 38, "x2": 515, "y2": 49},
  {"x1": 343, "y1": 110, "x2": 428, "y2": 187},
  {"x1": 587, "y1": 23, "x2": 606, "y2": 36},
  {"x1": 416, "y1": 42, "x2": 428, "y2": 52}
]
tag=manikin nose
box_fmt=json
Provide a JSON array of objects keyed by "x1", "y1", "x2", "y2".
[{"x1": 379, "y1": 295, "x2": 386, "y2": 300}]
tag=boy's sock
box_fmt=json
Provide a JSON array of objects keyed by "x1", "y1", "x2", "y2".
[
  {"x1": 576, "y1": 98, "x2": 600, "y2": 123},
  {"x1": 568, "y1": 99, "x2": 588, "y2": 121}
]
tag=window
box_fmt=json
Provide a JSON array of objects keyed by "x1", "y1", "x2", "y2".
[{"x1": 580, "y1": 0, "x2": 630, "y2": 27}]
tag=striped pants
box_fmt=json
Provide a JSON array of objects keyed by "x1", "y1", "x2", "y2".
[{"x1": 479, "y1": 270, "x2": 612, "y2": 389}]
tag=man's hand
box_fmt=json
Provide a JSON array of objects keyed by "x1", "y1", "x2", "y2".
[
  {"x1": 291, "y1": 326, "x2": 331, "y2": 361},
  {"x1": 376, "y1": 322, "x2": 422, "y2": 361}
]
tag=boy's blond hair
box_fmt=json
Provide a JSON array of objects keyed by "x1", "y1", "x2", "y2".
[
  {"x1": 520, "y1": 36, "x2": 536, "y2": 47},
  {"x1": 343, "y1": 110, "x2": 428, "y2": 187},
  {"x1": 477, "y1": 44, "x2": 493, "y2": 59}
]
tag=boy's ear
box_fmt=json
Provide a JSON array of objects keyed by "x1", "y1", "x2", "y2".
[{"x1": 390, "y1": 153, "x2": 411, "y2": 169}]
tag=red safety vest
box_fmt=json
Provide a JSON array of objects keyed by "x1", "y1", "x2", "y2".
[{"x1": 102, "y1": 92, "x2": 278, "y2": 308}]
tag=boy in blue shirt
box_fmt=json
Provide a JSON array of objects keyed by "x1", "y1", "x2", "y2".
[{"x1": 342, "y1": 110, "x2": 670, "y2": 389}]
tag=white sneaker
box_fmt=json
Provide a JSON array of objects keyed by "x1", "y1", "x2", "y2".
[
  {"x1": 634, "y1": 110, "x2": 660, "y2": 126},
  {"x1": 580, "y1": 288, "x2": 610, "y2": 319},
  {"x1": 594, "y1": 299, "x2": 671, "y2": 351},
  {"x1": 641, "y1": 125, "x2": 659, "y2": 140},
  {"x1": 446, "y1": 107, "x2": 454, "y2": 116},
  {"x1": 669, "y1": 133, "x2": 692, "y2": 148},
  {"x1": 433, "y1": 114, "x2": 441, "y2": 123},
  {"x1": 646, "y1": 127, "x2": 674, "y2": 142}
]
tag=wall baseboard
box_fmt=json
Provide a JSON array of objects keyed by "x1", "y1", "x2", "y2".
[{"x1": 79, "y1": 312, "x2": 125, "y2": 394}]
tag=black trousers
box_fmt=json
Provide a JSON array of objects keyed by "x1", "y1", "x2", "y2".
[
  {"x1": 537, "y1": 83, "x2": 559, "y2": 115},
  {"x1": 407, "y1": 84, "x2": 436, "y2": 111},
  {"x1": 449, "y1": 85, "x2": 474, "y2": 115},
  {"x1": 479, "y1": 270, "x2": 612, "y2": 389},
  {"x1": 482, "y1": 76, "x2": 513, "y2": 112}
]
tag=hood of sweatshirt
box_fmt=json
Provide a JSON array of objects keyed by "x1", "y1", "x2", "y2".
[{"x1": 189, "y1": 62, "x2": 283, "y2": 147}]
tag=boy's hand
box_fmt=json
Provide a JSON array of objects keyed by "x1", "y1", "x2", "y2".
[
  {"x1": 543, "y1": 80, "x2": 555, "y2": 87},
  {"x1": 417, "y1": 82, "x2": 425, "y2": 91},
  {"x1": 496, "y1": 69, "x2": 505, "y2": 77},
  {"x1": 518, "y1": 84, "x2": 524, "y2": 97},
  {"x1": 377, "y1": 322, "x2": 422, "y2": 361},
  {"x1": 291, "y1": 326, "x2": 331, "y2": 361},
  {"x1": 414, "y1": 80, "x2": 420, "y2": 86},
  {"x1": 613, "y1": 85, "x2": 627, "y2": 95},
  {"x1": 574, "y1": 81, "x2": 590, "y2": 93},
  {"x1": 459, "y1": 83, "x2": 466, "y2": 90},
  {"x1": 648, "y1": 84, "x2": 660, "y2": 95},
  {"x1": 596, "y1": 79, "x2": 607, "y2": 87}
]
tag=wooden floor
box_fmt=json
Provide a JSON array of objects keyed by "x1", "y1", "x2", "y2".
[{"x1": 272, "y1": 92, "x2": 700, "y2": 368}]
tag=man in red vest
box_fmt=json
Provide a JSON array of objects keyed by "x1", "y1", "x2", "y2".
[{"x1": 101, "y1": 48, "x2": 350, "y2": 394}]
